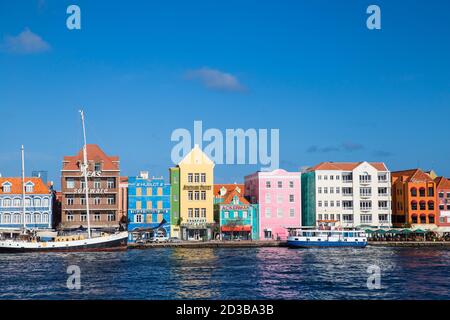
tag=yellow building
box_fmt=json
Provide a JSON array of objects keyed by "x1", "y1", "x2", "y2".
[{"x1": 177, "y1": 144, "x2": 215, "y2": 240}]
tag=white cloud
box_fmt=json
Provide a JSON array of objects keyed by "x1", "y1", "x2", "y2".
[
  {"x1": 2, "y1": 28, "x2": 50, "y2": 54},
  {"x1": 185, "y1": 67, "x2": 245, "y2": 92}
]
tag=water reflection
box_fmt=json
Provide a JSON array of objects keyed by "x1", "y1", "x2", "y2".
[{"x1": 0, "y1": 247, "x2": 449, "y2": 299}]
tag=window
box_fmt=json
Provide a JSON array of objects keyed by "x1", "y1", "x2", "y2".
[
  {"x1": 343, "y1": 187, "x2": 352, "y2": 195},
  {"x1": 24, "y1": 198, "x2": 31, "y2": 207},
  {"x1": 277, "y1": 181, "x2": 283, "y2": 188},
  {"x1": 42, "y1": 198, "x2": 49, "y2": 208},
  {"x1": 447, "y1": 193, "x2": 450, "y2": 199},
  {"x1": 378, "y1": 187, "x2": 388, "y2": 196},
  {"x1": 265, "y1": 193, "x2": 271, "y2": 204},
  {"x1": 343, "y1": 201, "x2": 353, "y2": 209},
  {"x1": 66, "y1": 178, "x2": 75, "y2": 189},
  {"x1": 80, "y1": 196, "x2": 86, "y2": 205},
  {"x1": 379, "y1": 214, "x2": 388, "y2": 222},
  {"x1": 361, "y1": 214, "x2": 372, "y2": 224},
  {"x1": 411, "y1": 188, "x2": 417, "y2": 197},
  {"x1": 336, "y1": 187, "x2": 340, "y2": 194},
  {"x1": 439, "y1": 192, "x2": 444, "y2": 198},
  {"x1": 66, "y1": 195, "x2": 74, "y2": 206},
  {"x1": 289, "y1": 181, "x2": 294, "y2": 188},
  {"x1": 330, "y1": 175, "x2": 334, "y2": 180},
  {"x1": 242, "y1": 211, "x2": 248, "y2": 219},
  {"x1": 194, "y1": 191, "x2": 200, "y2": 200},
  {"x1": 419, "y1": 188, "x2": 426, "y2": 197},
  {"x1": 289, "y1": 209, "x2": 295, "y2": 217},
  {"x1": 336, "y1": 175, "x2": 340, "y2": 180},
  {"x1": 277, "y1": 208, "x2": 283, "y2": 217},
  {"x1": 324, "y1": 175, "x2": 328, "y2": 180},
  {"x1": 324, "y1": 187, "x2": 328, "y2": 194},
  {"x1": 318, "y1": 187, "x2": 322, "y2": 194},
  {"x1": 330, "y1": 201, "x2": 334, "y2": 207},
  {"x1": 330, "y1": 187, "x2": 334, "y2": 194},
  {"x1": 94, "y1": 197, "x2": 101, "y2": 205},
  {"x1": 379, "y1": 201, "x2": 388, "y2": 209},
  {"x1": 94, "y1": 213, "x2": 101, "y2": 222},
  {"x1": 107, "y1": 195, "x2": 115, "y2": 205},
  {"x1": 429, "y1": 215, "x2": 435, "y2": 224},
  {"x1": 94, "y1": 162, "x2": 102, "y2": 171},
  {"x1": 343, "y1": 214, "x2": 353, "y2": 223},
  {"x1": 336, "y1": 201, "x2": 340, "y2": 207},
  {"x1": 439, "y1": 204, "x2": 445, "y2": 210},
  {"x1": 13, "y1": 198, "x2": 21, "y2": 207},
  {"x1": 194, "y1": 173, "x2": 200, "y2": 183},
  {"x1": 277, "y1": 194, "x2": 283, "y2": 203},
  {"x1": 201, "y1": 208, "x2": 206, "y2": 218},
  {"x1": 107, "y1": 213, "x2": 116, "y2": 221},
  {"x1": 34, "y1": 198, "x2": 41, "y2": 207},
  {"x1": 428, "y1": 201, "x2": 434, "y2": 210},
  {"x1": 201, "y1": 173, "x2": 206, "y2": 183},
  {"x1": 359, "y1": 173, "x2": 371, "y2": 183},
  {"x1": 80, "y1": 181, "x2": 86, "y2": 189},
  {"x1": 107, "y1": 178, "x2": 115, "y2": 189},
  {"x1": 318, "y1": 175, "x2": 322, "y2": 180},
  {"x1": 324, "y1": 201, "x2": 328, "y2": 207},
  {"x1": 265, "y1": 208, "x2": 271, "y2": 217},
  {"x1": 318, "y1": 201, "x2": 322, "y2": 207},
  {"x1": 360, "y1": 187, "x2": 372, "y2": 197},
  {"x1": 94, "y1": 179, "x2": 101, "y2": 189},
  {"x1": 342, "y1": 173, "x2": 353, "y2": 182},
  {"x1": 67, "y1": 214, "x2": 74, "y2": 222},
  {"x1": 360, "y1": 201, "x2": 372, "y2": 210},
  {"x1": 419, "y1": 201, "x2": 426, "y2": 210},
  {"x1": 188, "y1": 173, "x2": 193, "y2": 183},
  {"x1": 289, "y1": 194, "x2": 295, "y2": 203},
  {"x1": 201, "y1": 191, "x2": 206, "y2": 200},
  {"x1": 188, "y1": 191, "x2": 193, "y2": 201},
  {"x1": 194, "y1": 208, "x2": 200, "y2": 218},
  {"x1": 188, "y1": 208, "x2": 193, "y2": 218},
  {"x1": 81, "y1": 214, "x2": 87, "y2": 222},
  {"x1": 25, "y1": 183, "x2": 34, "y2": 193},
  {"x1": 428, "y1": 187, "x2": 434, "y2": 197},
  {"x1": 378, "y1": 173, "x2": 388, "y2": 182},
  {"x1": 232, "y1": 196, "x2": 239, "y2": 205},
  {"x1": 266, "y1": 181, "x2": 271, "y2": 188},
  {"x1": 3, "y1": 198, "x2": 11, "y2": 207}
]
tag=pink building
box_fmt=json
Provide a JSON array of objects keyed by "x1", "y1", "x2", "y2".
[{"x1": 244, "y1": 169, "x2": 302, "y2": 240}]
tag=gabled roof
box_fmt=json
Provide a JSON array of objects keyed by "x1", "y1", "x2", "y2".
[
  {"x1": 221, "y1": 187, "x2": 250, "y2": 205},
  {"x1": 435, "y1": 177, "x2": 450, "y2": 189},
  {"x1": 214, "y1": 184, "x2": 244, "y2": 197},
  {"x1": 62, "y1": 144, "x2": 119, "y2": 171},
  {"x1": 0, "y1": 177, "x2": 50, "y2": 195},
  {"x1": 392, "y1": 169, "x2": 434, "y2": 183},
  {"x1": 178, "y1": 144, "x2": 214, "y2": 167},
  {"x1": 307, "y1": 161, "x2": 388, "y2": 172}
]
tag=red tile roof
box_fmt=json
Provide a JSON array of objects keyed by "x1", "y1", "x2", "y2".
[
  {"x1": 0, "y1": 177, "x2": 50, "y2": 195},
  {"x1": 62, "y1": 144, "x2": 119, "y2": 171},
  {"x1": 221, "y1": 187, "x2": 250, "y2": 205},
  {"x1": 435, "y1": 177, "x2": 450, "y2": 189},
  {"x1": 308, "y1": 161, "x2": 388, "y2": 172},
  {"x1": 392, "y1": 169, "x2": 434, "y2": 183},
  {"x1": 214, "y1": 184, "x2": 244, "y2": 197}
]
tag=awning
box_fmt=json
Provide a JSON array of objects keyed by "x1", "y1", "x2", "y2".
[{"x1": 221, "y1": 225, "x2": 252, "y2": 232}]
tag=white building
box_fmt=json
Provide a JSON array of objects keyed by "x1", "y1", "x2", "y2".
[{"x1": 303, "y1": 162, "x2": 392, "y2": 228}]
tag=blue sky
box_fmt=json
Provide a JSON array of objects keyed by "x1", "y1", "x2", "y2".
[{"x1": 0, "y1": 0, "x2": 449, "y2": 187}]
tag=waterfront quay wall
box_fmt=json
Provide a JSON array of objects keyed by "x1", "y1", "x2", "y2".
[{"x1": 128, "y1": 240, "x2": 286, "y2": 249}]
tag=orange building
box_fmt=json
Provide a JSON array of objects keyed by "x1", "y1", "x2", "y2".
[{"x1": 391, "y1": 169, "x2": 437, "y2": 227}]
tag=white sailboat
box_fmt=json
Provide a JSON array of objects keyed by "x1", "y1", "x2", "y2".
[{"x1": 0, "y1": 111, "x2": 128, "y2": 252}]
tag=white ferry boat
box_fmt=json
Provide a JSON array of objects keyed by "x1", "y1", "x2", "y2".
[{"x1": 287, "y1": 221, "x2": 367, "y2": 248}]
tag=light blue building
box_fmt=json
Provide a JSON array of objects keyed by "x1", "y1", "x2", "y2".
[
  {"x1": 0, "y1": 177, "x2": 53, "y2": 230},
  {"x1": 127, "y1": 172, "x2": 171, "y2": 243}
]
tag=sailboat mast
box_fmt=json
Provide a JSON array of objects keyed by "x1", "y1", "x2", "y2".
[
  {"x1": 21, "y1": 145, "x2": 26, "y2": 230},
  {"x1": 80, "y1": 110, "x2": 92, "y2": 239}
]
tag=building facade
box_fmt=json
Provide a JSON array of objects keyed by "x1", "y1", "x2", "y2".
[
  {"x1": 173, "y1": 144, "x2": 215, "y2": 241},
  {"x1": 392, "y1": 169, "x2": 437, "y2": 227},
  {"x1": 302, "y1": 162, "x2": 392, "y2": 228},
  {"x1": 435, "y1": 177, "x2": 450, "y2": 227},
  {"x1": 0, "y1": 177, "x2": 52, "y2": 230},
  {"x1": 127, "y1": 172, "x2": 171, "y2": 243},
  {"x1": 169, "y1": 167, "x2": 181, "y2": 238},
  {"x1": 214, "y1": 184, "x2": 259, "y2": 240},
  {"x1": 245, "y1": 169, "x2": 301, "y2": 240},
  {"x1": 118, "y1": 176, "x2": 128, "y2": 225},
  {"x1": 61, "y1": 144, "x2": 121, "y2": 230}
]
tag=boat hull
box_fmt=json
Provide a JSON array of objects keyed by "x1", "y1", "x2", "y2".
[
  {"x1": 287, "y1": 239, "x2": 367, "y2": 248},
  {"x1": 0, "y1": 232, "x2": 128, "y2": 253}
]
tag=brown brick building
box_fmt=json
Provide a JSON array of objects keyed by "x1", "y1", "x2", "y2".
[{"x1": 61, "y1": 144, "x2": 121, "y2": 230}]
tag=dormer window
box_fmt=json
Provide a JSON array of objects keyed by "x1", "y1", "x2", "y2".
[
  {"x1": 94, "y1": 162, "x2": 102, "y2": 171},
  {"x1": 2, "y1": 182, "x2": 11, "y2": 193},
  {"x1": 219, "y1": 186, "x2": 227, "y2": 196},
  {"x1": 25, "y1": 182, "x2": 34, "y2": 193},
  {"x1": 233, "y1": 196, "x2": 239, "y2": 205}
]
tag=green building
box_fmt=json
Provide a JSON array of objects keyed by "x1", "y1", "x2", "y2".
[
  {"x1": 169, "y1": 167, "x2": 181, "y2": 238},
  {"x1": 301, "y1": 171, "x2": 316, "y2": 226}
]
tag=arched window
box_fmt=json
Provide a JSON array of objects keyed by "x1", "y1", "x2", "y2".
[
  {"x1": 410, "y1": 188, "x2": 417, "y2": 197},
  {"x1": 427, "y1": 201, "x2": 434, "y2": 210},
  {"x1": 4, "y1": 213, "x2": 11, "y2": 224},
  {"x1": 420, "y1": 214, "x2": 426, "y2": 224},
  {"x1": 14, "y1": 213, "x2": 21, "y2": 224},
  {"x1": 42, "y1": 198, "x2": 49, "y2": 208},
  {"x1": 34, "y1": 213, "x2": 41, "y2": 224},
  {"x1": 25, "y1": 214, "x2": 32, "y2": 224},
  {"x1": 3, "y1": 198, "x2": 11, "y2": 207},
  {"x1": 419, "y1": 201, "x2": 426, "y2": 210},
  {"x1": 34, "y1": 198, "x2": 41, "y2": 207},
  {"x1": 13, "y1": 198, "x2": 21, "y2": 207},
  {"x1": 24, "y1": 198, "x2": 32, "y2": 207},
  {"x1": 411, "y1": 215, "x2": 418, "y2": 224},
  {"x1": 43, "y1": 214, "x2": 49, "y2": 223},
  {"x1": 411, "y1": 201, "x2": 417, "y2": 210},
  {"x1": 429, "y1": 214, "x2": 435, "y2": 224},
  {"x1": 419, "y1": 187, "x2": 426, "y2": 197}
]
